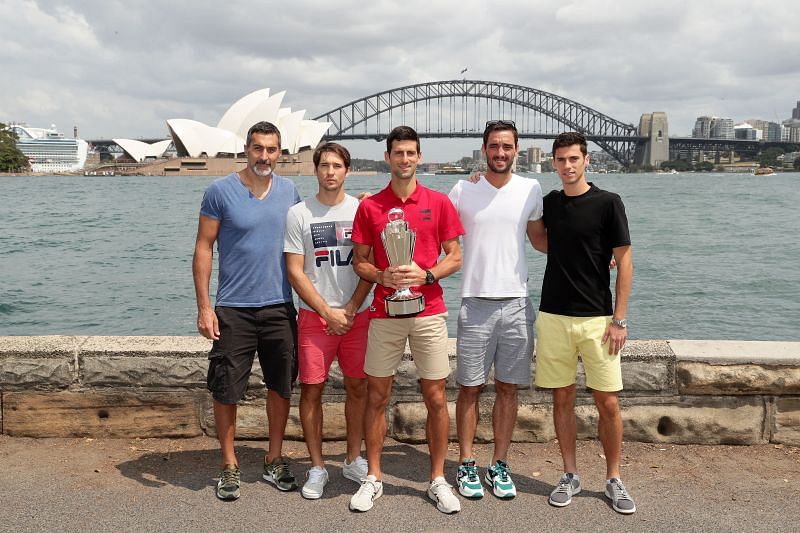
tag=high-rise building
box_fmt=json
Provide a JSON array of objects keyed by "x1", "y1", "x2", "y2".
[
  {"x1": 472, "y1": 149, "x2": 483, "y2": 162},
  {"x1": 734, "y1": 123, "x2": 758, "y2": 140},
  {"x1": 792, "y1": 100, "x2": 800, "y2": 120},
  {"x1": 710, "y1": 117, "x2": 734, "y2": 139},
  {"x1": 526, "y1": 146, "x2": 542, "y2": 164},
  {"x1": 692, "y1": 116, "x2": 713, "y2": 138}
]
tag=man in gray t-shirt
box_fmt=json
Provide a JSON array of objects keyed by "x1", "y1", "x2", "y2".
[{"x1": 284, "y1": 142, "x2": 373, "y2": 500}]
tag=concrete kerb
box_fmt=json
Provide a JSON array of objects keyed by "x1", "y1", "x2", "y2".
[{"x1": 1, "y1": 336, "x2": 799, "y2": 444}]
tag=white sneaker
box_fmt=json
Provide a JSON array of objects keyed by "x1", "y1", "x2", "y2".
[
  {"x1": 301, "y1": 466, "x2": 329, "y2": 500},
  {"x1": 350, "y1": 475, "x2": 383, "y2": 512},
  {"x1": 342, "y1": 456, "x2": 368, "y2": 484},
  {"x1": 427, "y1": 476, "x2": 461, "y2": 514}
]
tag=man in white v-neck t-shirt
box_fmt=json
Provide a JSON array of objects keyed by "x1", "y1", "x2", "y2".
[{"x1": 448, "y1": 120, "x2": 546, "y2": 501}]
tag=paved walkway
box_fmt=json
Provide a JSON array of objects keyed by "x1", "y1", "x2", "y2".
[{"x1": 1, "y1": 435, "x2": 798, "y2": 532}]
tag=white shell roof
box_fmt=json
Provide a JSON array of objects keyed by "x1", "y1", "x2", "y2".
[
  {"x1": 113, "y1": 138, "x2": 172, "y2": 161},
  {"x1": 168, "y1": 88, "x2": 329, "y2": 157}
]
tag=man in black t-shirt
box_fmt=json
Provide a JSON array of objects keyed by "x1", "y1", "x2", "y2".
[{"x1": 528, "y1": 131, "x2": 636, "y2": 514}]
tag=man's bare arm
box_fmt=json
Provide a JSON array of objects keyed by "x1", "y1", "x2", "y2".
[
  {"x1": 527, "y1": 219, "x2": 547, "y2": 253},
  {"x1": 192, "y1": 215, "x2": 221, "y2": 340}
]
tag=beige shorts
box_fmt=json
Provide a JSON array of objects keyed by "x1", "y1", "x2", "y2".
[
  {"x1": 534, "y1": 311, "x2": 623, "y2": 392},
  {"x1": 364, "y1": 313, "x2": 450, "y2": 380}
]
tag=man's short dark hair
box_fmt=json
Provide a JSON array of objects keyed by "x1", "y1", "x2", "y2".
[
  {"x1": 552, "y1": 131, "x2": 588, "y2": 156},
  {"x1": 483, "y1": 120, "x2": 518, "y2": 147},
  {"x1": 313, "y1": 142, "x2": 351, "y2": 169},
  {"x1": 386, "y1": 125, "x2": 420, "y2": 153},
  {"x1": 246, "y1": 121, "x2": 281, "y2": 148}
]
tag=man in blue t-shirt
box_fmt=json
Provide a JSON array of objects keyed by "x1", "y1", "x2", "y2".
[{"x1": 193, "y1": 121, "x2": 301, "y2": 501}]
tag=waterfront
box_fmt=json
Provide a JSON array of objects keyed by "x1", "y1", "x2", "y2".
[{"x1": 1, "y1": 172, "x2": 798, "y2": 340}]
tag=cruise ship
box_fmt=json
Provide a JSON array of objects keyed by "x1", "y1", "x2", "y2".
[{"x1": 7, "y1": 124, "x2": 88, "y2": 173}]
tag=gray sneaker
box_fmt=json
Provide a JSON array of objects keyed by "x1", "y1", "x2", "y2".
[
  {"x1": 605, "y1": 478, "x2": 636, "y2": 514},
  {"x1": 216, "y1": 464, "x2": 241, "y2": 501},
  {"x1": 262, "y1": 456, "x2": 298, "y2": 491},
  {"x1": 549, "y1": 473, "x2": 581, "y2": 507}
]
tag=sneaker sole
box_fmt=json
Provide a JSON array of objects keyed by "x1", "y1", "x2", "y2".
[
  {"x1": 549, "y1": 485, "x2": 581, "y2": 507},
  {"x1": 349, "y1": 484, "x2": 383, "y2": 512},
  {"x1": 605, "y1": 489, "x2": 636, "y2": 514},
  {"x1": 458, "y1": 486, "x2": 484, "y2": 499},
  {"x1": 262, "y1": 473, "x2": 298, "y2": 492},
  {"x1": 427, "y1": 488, "x2": 461, "y2": 514},
  {"x1": 216, "y1": 490, "x2": 240, "y2": 501},
  {"x1": 301, "y1": 488, "x2": 324, "y2": 500},
  {"x1": 484, "y1": 473, "x2": 516, "y2": 499}
]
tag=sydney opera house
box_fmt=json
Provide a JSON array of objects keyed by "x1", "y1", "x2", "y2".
[{"x1": 113, "y1": 88, "x2": 331, "y2": 175}]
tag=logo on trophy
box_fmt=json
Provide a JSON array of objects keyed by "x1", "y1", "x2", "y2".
[{"x1": 381, "y1": 208, "x2": 425, "y2": 317}]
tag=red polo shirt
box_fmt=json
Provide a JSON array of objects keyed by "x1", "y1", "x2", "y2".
[{"x1": 352, "y1": 181, "x2": 465, "y2": 318}]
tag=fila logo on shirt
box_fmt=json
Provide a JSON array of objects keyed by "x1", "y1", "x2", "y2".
[{"x1": 311, "y1": 221, "x2": 354, "y2": 268}]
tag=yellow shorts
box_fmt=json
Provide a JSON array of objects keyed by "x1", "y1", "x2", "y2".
[
  {"x1": 534, "y1": 311, "x2": 622, "y2": 392},
  {"x1": 364, "y1": 313, "x2": 450, "y2": 380}
]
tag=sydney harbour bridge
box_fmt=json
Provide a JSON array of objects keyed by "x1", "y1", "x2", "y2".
[
  {"x1": 312, "y1": 80, "x2": 771, "y2": 168},
  {"x1": 91, "y1": 80, "x2": 771, "y2": 168}
]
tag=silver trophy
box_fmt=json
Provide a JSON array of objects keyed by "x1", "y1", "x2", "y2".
[{"x1": 380, "y1": 208, "x2": 425, "y2": 316}]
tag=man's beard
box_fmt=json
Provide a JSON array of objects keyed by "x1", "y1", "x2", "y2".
[{"x1": 251, "y1": 161, "x2": 273, "y2": 177}]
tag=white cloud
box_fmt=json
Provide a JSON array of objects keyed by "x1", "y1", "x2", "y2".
[{"x1": 2, "y1": 0, "x2": 799, "y2": 159}]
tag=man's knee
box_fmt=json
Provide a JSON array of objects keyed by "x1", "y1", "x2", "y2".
[
  {"x1": 422, "y1": 379, "x2": 448, "y2": 412},
  {"x1": 494, "y1": 380, "x2": 518, "y2": 399},
  {"x1": 552, "y1": 384, "x2": 577, "y2": 409},
  {"x1": 593, "y1": 391, "x2": 620, "y2": 418},
  {"x1": 344, "y1": 377, "x2": 367, "y2": 400},
  {"x1": 458, "y1": 384, "x2": 482, "y2": 402}
]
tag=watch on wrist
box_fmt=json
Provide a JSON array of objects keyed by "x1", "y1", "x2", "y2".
[
  {"x1": 611, "y1": 318, "x2": 627, "y2": 328},
  {"x1": 425, "y1": 270, "x2": 435, "y2": 285}
]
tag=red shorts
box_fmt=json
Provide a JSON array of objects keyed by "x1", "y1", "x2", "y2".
[{"x1": 297, "y1": 308, "x2": 370, "y2": 384}]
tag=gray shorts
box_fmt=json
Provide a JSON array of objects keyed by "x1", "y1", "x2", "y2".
[{"x1": 456, "y1": 296, "x2": 534, "y2": 386}]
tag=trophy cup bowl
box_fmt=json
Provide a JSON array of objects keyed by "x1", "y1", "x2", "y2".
[{"x1": 381, "y1": 208, "x2": 425, "y2": 317}]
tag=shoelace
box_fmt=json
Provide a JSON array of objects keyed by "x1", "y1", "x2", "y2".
[
  {"x1": 272, "y1": 460, "x2": 291, "y2": 480},
  {"x1": 221, "y1": 468, "x2": 239, "y2": 486},
  {"x1": 610, "y1": 480, "x2": 632, "y2": 501},
  {"x1": 494, "y1": 463, "x2": 510, "y2": 483},
  {"x1": 554, "y1": 477, "x2": 573, "y2": 495},
  {"x1": 307, "y1": 468, "x2": 326, "y2": 483},
  {"x1": 360, "y1": 478, "x2": 380, "y2": 497},
  {"x1": 462, "y1": 464, "x2": 479, "y2": 482},
  {"x1": 431, "y1": 479, "x2": 454, "y2": 496}
]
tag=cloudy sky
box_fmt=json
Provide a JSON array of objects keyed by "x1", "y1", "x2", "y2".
[{"x1": 2, "y1": 0, "x2": 799, "y2": 161}]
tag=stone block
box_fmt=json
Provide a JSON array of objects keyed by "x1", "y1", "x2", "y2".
[
  {"x1": 78, "y1": 336, "x2": 211, "y2": 358},
  {"x1": 81, "y1": 357, "x2": 207, "y2": 388},
  {"x1": 202, "y1": 401, "x2": 347, "y2": 441},
  {"x1": 391, "y1": 402, "x2": 455, "y2": 443},
  {"x1": 0, "y1": 358, "x2": 74, "y2": 390},
  {"x1": 677, "y1": 361, "x2": 800, "y2": 395},
  {"x1": 773, "y1": 398, "x2": 800, "y2": 445},
  {"x1": 621, "y1": 397, "x2": 766, "y2": 445},
  {"x1": 2, "y1": 391, "x2": 203, "y2": 438},
  {"x1": 0, "y1": 335, "x2": 79, "y2": 358}
]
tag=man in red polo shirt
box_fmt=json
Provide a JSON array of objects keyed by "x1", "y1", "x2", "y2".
[{"x1": 348, "y1": 125, "x2": 464, "y2": 514}]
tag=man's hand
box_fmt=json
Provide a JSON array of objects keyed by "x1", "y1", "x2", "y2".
[
  {"x1": 468, "y1": 173, "x2": 483, "y2": 184},
  {"x1": 323, "y1": 308, "x2": 353, "y2": 335},
  {"x1": 602, "y1": 322, "x2": 627, "y2": 356},
  {"x1": 356, "y1": 191, "x2": 372, "y2": 202},
  {"x1": 197, "y1": 308, "x2": 220, "y2": 340},
  {"x1": 383, "y1": 262, "x2": 426, "y2": 289}
]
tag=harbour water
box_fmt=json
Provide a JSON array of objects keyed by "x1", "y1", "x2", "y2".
[{"x1": 2, "y1": 172, "x2": 798, "y2": 340}]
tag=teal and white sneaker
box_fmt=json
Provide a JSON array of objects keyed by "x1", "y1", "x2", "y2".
[
  {"x1": 457, "y1": 459, "x2": 484, "y2": 499},
  {"x1": 485, "y1": 460, "x2": 516, "y2": 499}
]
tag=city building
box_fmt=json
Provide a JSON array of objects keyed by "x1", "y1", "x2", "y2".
[
  {"x1": 734, "y1": 123, "x2": 758, "y2": 140},
  {"x1": 710, "y1": 117, "x2": 734, "y2": 139},
  {"x1": 692, "y1": 116, "x2": 713, "y2": 138}
]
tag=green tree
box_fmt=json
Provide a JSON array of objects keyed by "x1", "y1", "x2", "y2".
[
  {"x1": 0, "y1": 123, "x2": 29, "y2": 172},
  {"x1": 661, "y1": 160, "x2": 691, "y2": 171},
  {"x1": 794, "y1": 157, "x2": 800, "y2": 171},
  {"x1": 758, "y1": 147, "x2": 784, "y2": 168},
  {"x1": 695, "y1": 161, "x2": 714, "y2": 172}
]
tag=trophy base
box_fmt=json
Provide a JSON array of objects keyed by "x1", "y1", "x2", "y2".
[{"x1": 385, "y1": 294, "x2": 425, "y2": 317}]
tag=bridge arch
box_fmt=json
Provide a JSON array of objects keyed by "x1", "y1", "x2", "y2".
[{"x1": 313, "y1": 80, "x2": 641, "y2": 165}]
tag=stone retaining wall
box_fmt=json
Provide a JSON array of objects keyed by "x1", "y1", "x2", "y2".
[{"x1": 1, "y1": 336, "x2": 798, "y2": 445}]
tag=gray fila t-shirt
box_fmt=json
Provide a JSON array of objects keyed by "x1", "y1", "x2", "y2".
[{"x1": 284, "y1": 194, "x2": 370, "y2": 312}]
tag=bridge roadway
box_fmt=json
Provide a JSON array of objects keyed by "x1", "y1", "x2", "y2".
[{"x1": 2, "y1": 434, "x2": 797, "y2": 531}]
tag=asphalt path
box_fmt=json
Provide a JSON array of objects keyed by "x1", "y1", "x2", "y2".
[{"x1": 1, "y1": 435, "x2": 798, "y2": 532}]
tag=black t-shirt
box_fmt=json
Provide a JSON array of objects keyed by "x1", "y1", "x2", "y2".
[{"x1": 540, "y1": 183, "x2": 630, "y2": 316}]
